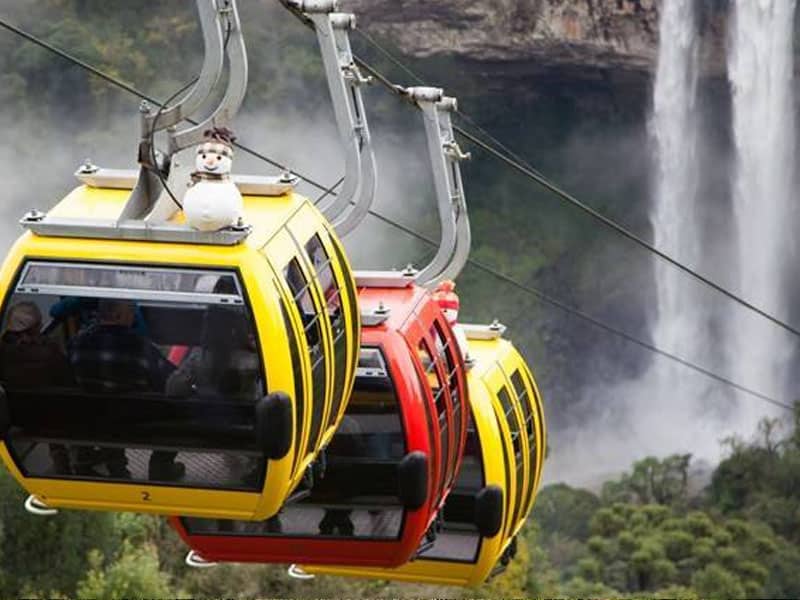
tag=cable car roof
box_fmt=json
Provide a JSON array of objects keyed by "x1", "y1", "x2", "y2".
[
  {"x1": 357, "y1": 284, "x2": 431, "y2": 333},
  {"x1": 32, "y1": 183, "x2": 313, "y2": 252}
]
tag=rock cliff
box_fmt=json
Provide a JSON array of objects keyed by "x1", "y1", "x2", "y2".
[{"x1": 345, "y1": 0, "x2": 727, "y2": 83}]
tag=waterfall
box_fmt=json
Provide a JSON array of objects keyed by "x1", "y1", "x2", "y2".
[
  {"x1": 727, "y1": 0, "x2": 797, "y2": 408},
  {"x1": 650, "y1": 0, "x2": 703, "y2": 361}
]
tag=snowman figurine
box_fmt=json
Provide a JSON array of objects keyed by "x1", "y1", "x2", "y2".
[
  {"x1": 183, "y1": 127, "x2": 244, "y2": 231},
  {"x1": 433, "y1": 280, "x2": 470, "y2": 361}
]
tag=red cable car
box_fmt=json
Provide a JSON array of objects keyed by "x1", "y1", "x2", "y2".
[{"x1": 170, "y1": 272, "x2": 469, "y2": 568}]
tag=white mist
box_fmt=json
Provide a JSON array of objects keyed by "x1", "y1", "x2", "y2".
[{"x1": 727, "y1": 0, "x2": 796, "y2": 416}]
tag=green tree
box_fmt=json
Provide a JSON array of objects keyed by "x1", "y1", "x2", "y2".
[{"x1": 76, "y1": 542, "x2": 173, "y2": 598}]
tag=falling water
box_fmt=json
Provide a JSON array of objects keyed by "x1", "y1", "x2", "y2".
[
  {"x1": 650, "y1": 0, "x2": 703, "y2": 360},
  {"x1": 727, "y1": 0, "x2": 797, "y2": 408}
]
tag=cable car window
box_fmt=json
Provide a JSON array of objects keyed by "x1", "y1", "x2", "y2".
[
  {"x1": 421, "y1": 414, "x2": 484, "y2": 564},
  {"x1": 418, "y1": 340, "x2": 448, "y2": 500},
  {"x1": 0, "y1": 262, "x2": 265, "y2": 491},
  {"x1": 283, "y1": 259, "x2": 326, "y2": 456},
  {"x1": 326, "y1": 235, "x2": 359, "y2": 389},
  {"x1": 511, "y1": 369, "x2": 536, "y2": 511},
  {"x1": 305, "y1": 234, "x2": 346, "y2": 430},
  {"x1": 279, "y1": 295, "x2": 305, "y2": 472},
  {"x1": 183, "y1": 346, "x2": 406, "y2": 541},
  {"x1": 432, "y1": 320, "x2": 461, "y2": 480},
  {"x1": 492, "y1": 398, "x2": 513, "y2": 540},
  {"x1": 18, "y1": 262, "x2": 242, "y2": 303},
  {"x1": 498, "y1": 385, "x2": 525, "y2": 530}
]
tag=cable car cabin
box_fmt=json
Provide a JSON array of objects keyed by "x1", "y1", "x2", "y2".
[
  {"x1": 0, "y1": 178, "x2": 359, "y2": 520},
  {"x1": 304, "y1": 324, "x2": 545, "y2": 586},
  {"x1": 170, "y1": 278, "x2": 469, "y2": 568}
]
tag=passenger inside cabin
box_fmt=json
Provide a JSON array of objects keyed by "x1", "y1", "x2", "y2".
[
  {"x1": 165, "y1": 285, "x2": 260, "y2": 401},
  {"x1": 0, "y1": 301, "x2": 72, "y2": 474},
  {"x1": 165, "y1": 279, "x2": 262, "y2": 486},
  {"x1": 68, "y1": 299, "x2": 183, "y2": 480}
]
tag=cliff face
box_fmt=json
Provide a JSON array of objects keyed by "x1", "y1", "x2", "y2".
[{"x1": 345, "y1": 0, "x2": 726, "y2": 84}]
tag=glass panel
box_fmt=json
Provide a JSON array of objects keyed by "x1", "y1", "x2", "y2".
[
  {"x1": 0, "y1": 262, "x2": 265, "y2": 491},
  {"x1": 283, "y1": 259, "x2": 326, "y2": 455},
  {"x1": 419, "y1": 340, "x2": 448, "y2": 499},
  {"x1": 326, "y1": 237, "x2": 359, "y2": 394},
  {"x1": 498, "y1": 385, "x2": 525, "y2": 529},
  {"x1": 279, "y1": 297, "x2": 305, "y2": 472},
  {"x1": 305, "y1": 234, "x2": 346, "y2": 430},
  {"x1": 511, "y1": 369, "x2": 536, "y2": 510},
  {"x1": 183, "y1": 506, "x2": 403, "y2": 540},
  {"x1": 182, "y1": 345, "x2": 407, "y2": 541},
  {"x1": 19, "y1": 262, "x2": 242, "y2": 304},
  {"x1": 420, "y1": 414, "x2": 483, "y2": 564},
  {"x1": 433, "y1": 320, "x2": 462, "y2": 482}
]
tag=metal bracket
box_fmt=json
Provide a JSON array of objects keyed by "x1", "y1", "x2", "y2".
[
  {"x1": 361, "y1": 303, "x2": 391, "y2": 326},
  {"x1": 119, "y1": 0, "x2": 249, "y2": 224},
  {"x1": 143, "y1": 0, "x2": 225, "y2": 135},
  {"x1": 287, "y1": 564, "x2": 316, "y2": 580},
  {"x1": 462, "y1": 320, "x2": 507, "y2": 341},
  {"x1": 185, "y1": 550, "x2": 217, "y2": 568},
  {"x1": 24, "y1": 494, "x2": 58, "y2": 516},
  {"x1": 288, "y1": 1, "x2": 377, "y2": 237},
  {"x1": 354, "y1": 268, "x2": 418, "y2": 288},
  {"x1": 402, "y1": 87, "x2": 472, "y2": 288},
  {"x1": 75, "y1": 165, "x2": 297, "y2": 197}
]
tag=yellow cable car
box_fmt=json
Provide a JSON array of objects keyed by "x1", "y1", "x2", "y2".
[
  {"x1": 0, "y1": 177, "x2": 359, "y2": 520},
  {"x1": 303, "y1": 322, "x2": 545, "y2": 586}
]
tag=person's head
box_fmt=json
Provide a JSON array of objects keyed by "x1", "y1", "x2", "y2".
[
  {"x1": 3, "y1": 301, "x2": 43, "y2": 339},
  {"x1": 96, "y1": 299, "x2": 136, "y2": 327}
]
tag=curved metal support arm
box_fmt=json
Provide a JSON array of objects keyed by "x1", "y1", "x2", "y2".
[
  {"x1": 169, "y1": 0, "x2": 248, "y2": 153},
  {"x1": 142, "y1": 0, "x2": 225, "y2": 134},
  {"x1": 143, "y1": 0, "x2": 249, "y2": 223},
  {"x1": 294, "y1": 4, "x2": 376, "y2": 230},
  {"x1": 405, "y1": 87, "x2": 472, "y2": 287}
]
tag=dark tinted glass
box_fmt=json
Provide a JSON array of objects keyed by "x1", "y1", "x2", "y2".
[
  {"x1": 498, "y1": 385, "x2": 524, "y2": 528},
  {"x1": 420, "y1": 414, "x2": 483, "y2": 564},
  {"x1": 418, "y1": 340, "x2": 448, "y2": 499},
  {"x1": 279, "y1": 296, "x2": 304, "y2": 471},
  {"x1": 305, "y1": 234, "x2": 346, "y2": 429},
  {"x1": 182, "y1": 346, "x2": 407, "y2": 541},
  {"x1": 511, "y1": 369, "x2": 536, "y2": 512},
  {"x1": 433, "y1": 320, "x2": 462, "y2": 482},
  {"x1": 284, "y1": 259, "x2": 326, "y2": 455},
  {"x1": 1, "y1": 263, "x2": 264, "y2": 491}
]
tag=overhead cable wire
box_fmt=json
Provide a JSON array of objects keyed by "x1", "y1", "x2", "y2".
[
  {"x1": 345, "y1": 26, "x2": 800, "y2": 341},
  {"x1": 0, "y1": 16, "x2": 793, "y2": 411},
  {"x1": 0, "y1": 16, "x2": 342, "y2": 202}
]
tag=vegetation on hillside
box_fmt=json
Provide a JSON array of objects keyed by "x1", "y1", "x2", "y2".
[{"x1": 1, "y1": 406, "x2": 797, "y2": 598}]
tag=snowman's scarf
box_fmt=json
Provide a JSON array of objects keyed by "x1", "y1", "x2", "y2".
[{"x1": 191, "y1": 171, "x2": 230, "y2": 183}]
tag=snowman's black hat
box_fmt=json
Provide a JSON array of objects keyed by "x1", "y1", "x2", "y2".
[{"x1": 199, "y1": 127, "x2": 236, "y2": 158}]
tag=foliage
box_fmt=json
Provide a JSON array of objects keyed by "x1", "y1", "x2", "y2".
[{"x1": 77, "y1": 542, "x2": 173, "y2": 599}]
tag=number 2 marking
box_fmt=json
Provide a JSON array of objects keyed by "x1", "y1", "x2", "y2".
[{"x1": 141, "y1": 491, "x2": 151, "y2": 501}]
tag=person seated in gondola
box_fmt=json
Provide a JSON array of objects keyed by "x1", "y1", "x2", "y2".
[
  {"x1": 165, "y1": 284, "x2": 262, "y2": 486},
  {"x1": 164, "y1": 305, "x2": 260, "y2": 401},
  {"x1": 68, "y1": 299, "x2": 182, "y2": 480},
  {"x1": 0, "y1": 301, "x2": 73, "y2": 474}
]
